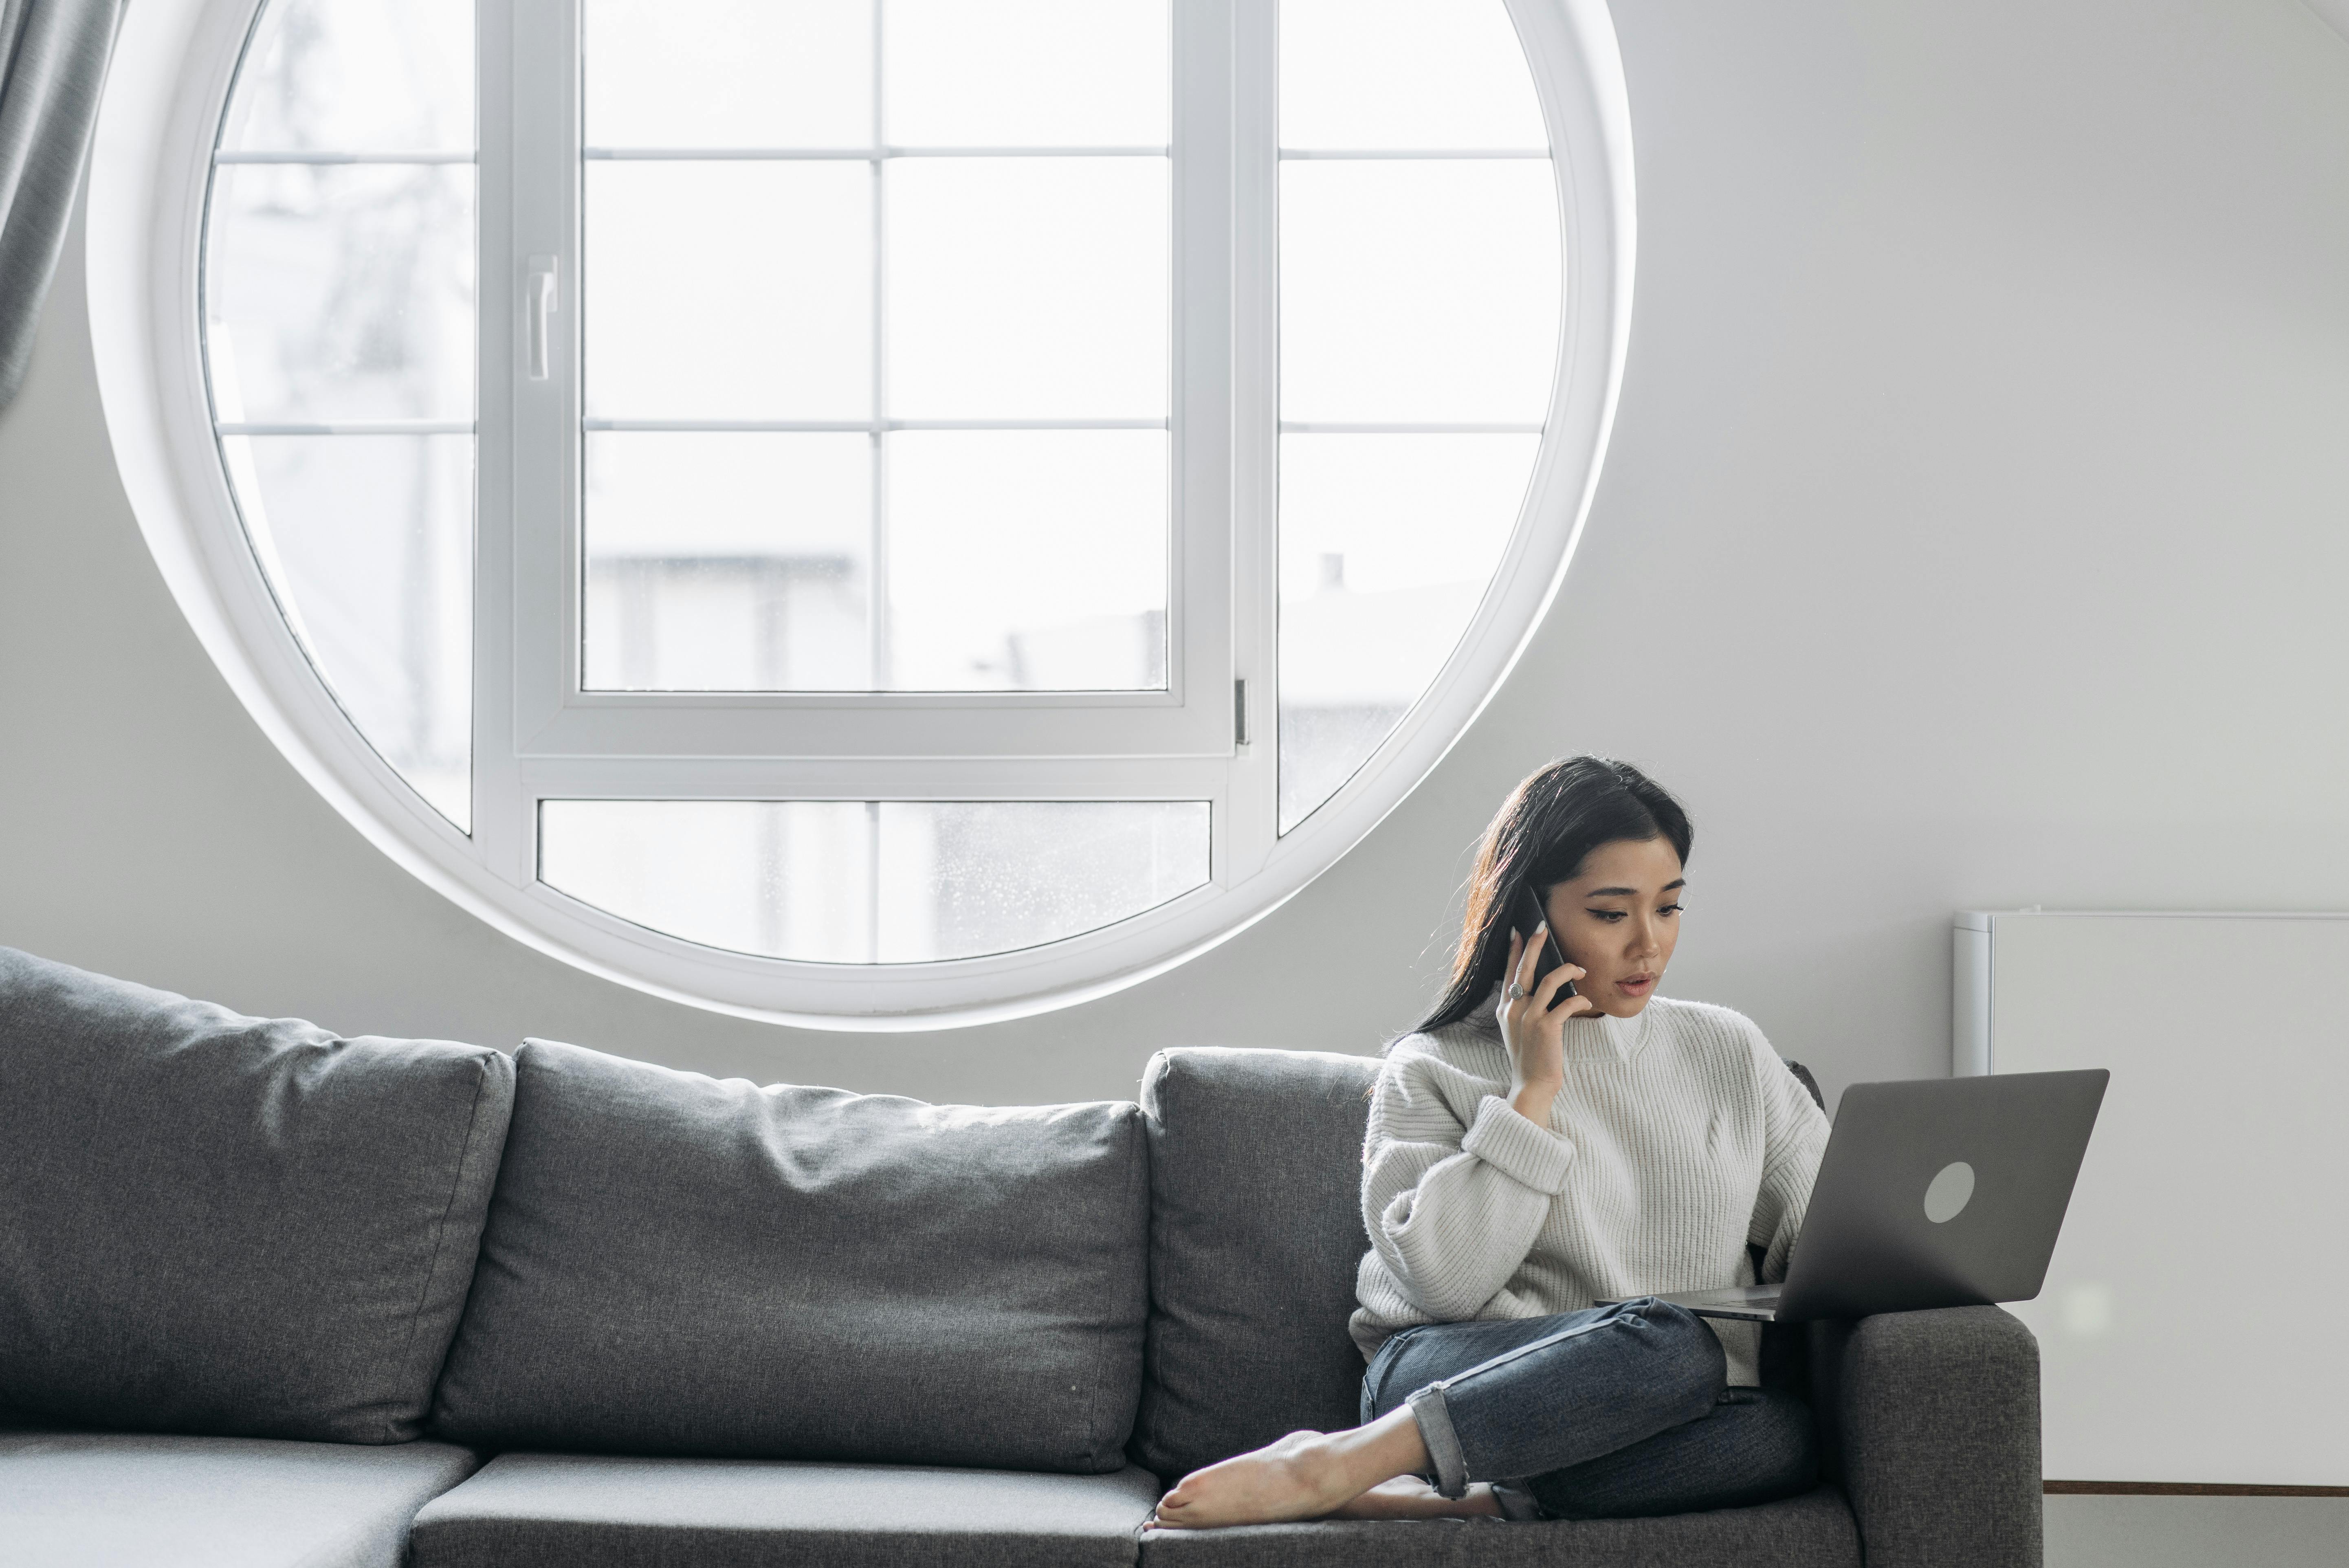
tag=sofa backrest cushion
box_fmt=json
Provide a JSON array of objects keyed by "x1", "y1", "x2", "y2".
[
  {"x1": 1128, "y1": 1047, "x2": 1380, "y2": 1482},
  {"x1": 429, "y1": 1038, "x2": 1150, "y2": 1473},
  {"x1": 0, "y1": 946, "x2": 515, "y2": 1444}
]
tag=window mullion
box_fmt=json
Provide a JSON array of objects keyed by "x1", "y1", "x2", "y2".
[
  {"x1": 869, "y1": 0, "x2": 891, "y2": 691},
  {"x1": 1220, "y1": 0, "x2": 1279, "y2": 879},
  {"x1": 516, "y1": 752, "x2": 1236, "y2": 806},
  {"x1": 472, "y1": 0, "x2": 522, "y2": 883},
  {"x1": 1169, "y1": 0, "x2": 1245, "y2": 880},
  {"x1": 498, "y1": 0, "x2": 583, "y2": 884}
]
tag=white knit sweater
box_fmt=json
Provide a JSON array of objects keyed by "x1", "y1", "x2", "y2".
[{"x1": 1350, "y1": 994, "x2": 1830, "y2": 1387}]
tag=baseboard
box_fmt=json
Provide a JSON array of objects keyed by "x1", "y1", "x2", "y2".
[{"x1": 2045, "y1": 1481, "x2": 2349, "y2": 1498}]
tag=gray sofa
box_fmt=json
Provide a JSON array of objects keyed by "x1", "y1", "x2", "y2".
[{"x1": 0, "y1": 946, "x2": 2043, "y2": 1567}]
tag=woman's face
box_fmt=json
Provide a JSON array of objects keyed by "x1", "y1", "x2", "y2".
[{"x1": 1540, "y1": 837, "x2": 1685, "y2": 1018}]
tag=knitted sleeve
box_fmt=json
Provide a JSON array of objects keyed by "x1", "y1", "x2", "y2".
[
  {"x1": 1747, "y1": 1023, "x2": 1832, "y2": 1282},
  {"x1": 1359, "y1": 1044, "x2": 1574, "y2": 1322}
]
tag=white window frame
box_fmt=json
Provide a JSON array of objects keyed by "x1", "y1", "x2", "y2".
[{"x1": 90, "y1": 0, "x2": 1634, "y2": 1028}]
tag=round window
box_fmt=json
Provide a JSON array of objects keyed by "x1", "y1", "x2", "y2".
[{"x1": 106, "y1": 0, "x2": 1632, "y2": 1024}]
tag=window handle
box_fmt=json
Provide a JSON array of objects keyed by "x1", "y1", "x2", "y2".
[{"x1": 526, "y1": 255, "x2": 559, "y2": 380}]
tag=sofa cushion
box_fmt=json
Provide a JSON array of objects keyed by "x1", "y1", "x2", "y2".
[
  {"x1": 0, "y1": 947, "x2": 515, "y2": 1443},
  {"x1": 1128, "y1": 1047, "x2": 1381, "y2": 1483},
  {"x1": 0, "y1": 1417, "x2": 481, "y2": 1568},
  {"x1": 1135, "y1": 1485, "x2": 1861, "y2": 1568},
  {"x1": 429, "y1": 1039, "x2": 1150, "y2": 1472},
  {"x1": 409, "y1": 1453, "x2": 1162, "y2": 1568}
]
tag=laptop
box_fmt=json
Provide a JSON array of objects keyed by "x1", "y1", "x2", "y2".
[{"x1": 1608, "y1": 1069, "x2": 2108, "y2": 1324}]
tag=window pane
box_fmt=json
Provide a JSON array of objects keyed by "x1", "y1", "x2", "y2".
[
  {"x1": 584, "y1": 163, "x2": 872, "y2": 422},
  {"x1": 222, "y1": 435, "x2": 473, "y2": 829},
  {"x1": 885, "y1": 431, "x2": 1166, "y2": 690},
  {"x1": 886, "y1": 158, "x2": 1169, "y2": 422},
  {"x1": 205, "y1": 164, "x2": 475, "y2": 424},
  {"x1": 884, "y1": 0, "x2": 1169, "y2": 147},
  {"x1": 585, "y1": 0, "x2": 872, "y2": 150},
  {"x1": 584, "y1": 432, "x2": 873, "y2": 691},
  {"x1": 1279, "y1": 0, "x2": 1547, "y2": 151},
  {"x1": 1280, "y1": 159, "x2": 1559, "y2": 425},
  {"x1": 539, "y1": 799, "x2": 1209, "y2": 962},
  {"x1": 221, "y1": 0, "x2": 473, "y2": 154},
  {"x1": 1278, "y1": 433, "x2": 1537, "y2": 832}
]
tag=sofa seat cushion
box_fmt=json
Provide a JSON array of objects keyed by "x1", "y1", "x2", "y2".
[
  {"x1": 430, "y1": 1039, "x2": 1150, "y2": 1472},
  {"x1": 1131, "y1": 1048, "x2": 1382, "y2": 1482},
  {"x1": 1135, "y1": 1485, "x2": 1860, "y2": 1568},
  {"x1": 408, "y1": 1453, "x2": 1164, "y2": 1568},
  {"x1": 0, "y1": 1420, "x2": 480, "y2": 1568},
  {"x1": 0, "y1": 947, "x2": 514, "y2": 1443}
]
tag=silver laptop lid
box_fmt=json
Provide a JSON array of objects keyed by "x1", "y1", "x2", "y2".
[{"x1": 1775, "y1": 1069, "x2": 2107, "y2": 1323}]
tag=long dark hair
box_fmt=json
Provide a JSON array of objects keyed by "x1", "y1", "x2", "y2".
[{"x1": 1411, "y1": 757, "x2": 1693, "y2": 1036}]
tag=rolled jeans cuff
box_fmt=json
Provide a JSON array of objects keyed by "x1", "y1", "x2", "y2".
[
  {"x1": 1406, "y1": 1385, "x2": 1469, "y2": 1499},
  {"x1": 1489, "y1": 1481, "x2": 1545, "y2": 1521}
]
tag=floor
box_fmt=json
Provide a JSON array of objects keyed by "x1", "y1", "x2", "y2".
[{"x1": 2045, "y1": 1494, "x2": 2349, "y2": 1568}]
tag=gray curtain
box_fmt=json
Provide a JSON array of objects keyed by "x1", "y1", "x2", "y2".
[{"x1": 0, "y1": 0, "x2": 123, "y2": 411}]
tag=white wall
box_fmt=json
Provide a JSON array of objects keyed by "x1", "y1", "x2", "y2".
[{"x1": 5, "y1": 0, "x2": 2348, "y2": 1110}]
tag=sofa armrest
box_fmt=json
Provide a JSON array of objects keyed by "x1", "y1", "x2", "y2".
[{"x1": 1808, "y1": 1306, "x2": 2041, "y2": 1568}]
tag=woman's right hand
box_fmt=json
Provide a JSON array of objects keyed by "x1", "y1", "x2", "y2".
[{"x1": 1497, "y1": 926, "x2": 1589, "y2": 1126}]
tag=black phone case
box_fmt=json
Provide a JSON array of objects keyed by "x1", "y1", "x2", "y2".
[{"x1": 1511, "y1": 886, "x2": 1577, "y2": 1001}]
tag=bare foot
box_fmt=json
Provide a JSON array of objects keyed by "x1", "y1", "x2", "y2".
[
  {"x1": 1150, "y1": 1431, "x2": 1359, "y2": 1529},
  {"x1": 1328, "y1": 1477, "x2": 1503, "y2": 1521},
  {"x1": 1149, "y1": 1405, "x2": 1432, "y2": 1531}
]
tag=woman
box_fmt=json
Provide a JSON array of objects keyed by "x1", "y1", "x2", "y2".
[{"x1": 1152, "y1": 757, "x2": 1830, "y2": 1528}]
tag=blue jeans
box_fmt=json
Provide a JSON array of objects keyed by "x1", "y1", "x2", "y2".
[{"x1": 1360, "y1": 1299, "x2": 1818, "y2": 1520}]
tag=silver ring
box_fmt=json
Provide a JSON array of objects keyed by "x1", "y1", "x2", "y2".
[{"x1": 1505, "y1": 982, "x2": 1528, "y2": 1001}]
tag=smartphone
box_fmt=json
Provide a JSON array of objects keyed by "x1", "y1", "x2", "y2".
[{"x1": 1510, "y1": 885, "x2": 1577, "y2": 1003}]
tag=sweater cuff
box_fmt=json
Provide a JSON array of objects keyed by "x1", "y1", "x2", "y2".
[{"x1": 1460, "y1": 1095, "x2": 1575, "y2": 1195}]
